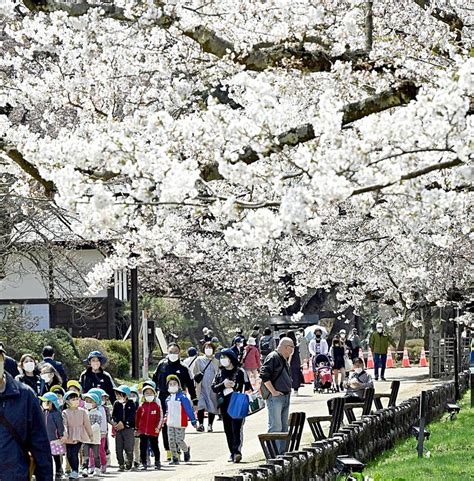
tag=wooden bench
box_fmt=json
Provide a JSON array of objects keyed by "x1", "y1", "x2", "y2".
[
  {"x1": 344, "y1": 387, "x2": 375, "y2": 423},
  {"x1": 258, "y1": 411, "x2": 306, "y2": 459},
  {"x1": 307, "y1": 396, "x2": 345, "y2": 441},
  {"x1": 374, "y1": 380, "x2": 400, "y2": 410}
]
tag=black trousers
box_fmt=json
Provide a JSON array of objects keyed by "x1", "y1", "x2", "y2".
[
  {"x1": 139, "y1": 434, "x2": 160, "y2": 466},
  {"x1": 221, "y1": 407, "x2": 244, "y2": 456},
  {"x1": 53, "y1": 455, "x2": 62, "y2": 475},
  {"x1": 197, "y1": 409, "x2": 216, "y2": 426},
  {"x1": 66, "y1": 443, "x2": 82, "y2": 472},
  {"x1": 159, "y1": 393, "x2": 170, "y2": 450}
]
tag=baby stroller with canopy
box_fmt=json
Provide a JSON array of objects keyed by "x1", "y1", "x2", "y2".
[{"x1": 313, "y1": 354, "x2": 335, "y2": 393}]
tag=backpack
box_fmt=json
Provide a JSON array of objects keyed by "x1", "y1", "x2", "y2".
[{"x1": 259, "y1": 336, "x2": 272, "y2": 356}]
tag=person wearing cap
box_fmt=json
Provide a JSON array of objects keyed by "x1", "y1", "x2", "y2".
[
  {"x1": 165, "y1": 374, "x2": 198, "y2": 465},
  {"x1": 87, "y1": 388, "x2": 109, "y2": 473},
  {"x1": 111, "y1": 385, "x2": 136, "y2": 471},
  {"x1": 348, "y1": 328, "x2": 362, "y2": 360},
  {"x1": 152, "y1": 343, "x2": 197, "y2": 460},
  {"x1": 16, "y1": 353, "x2": 42, "y2": 396},
  {"x1": 80, "y1": 392, "x2": 103, "y2": 477},
  {"x1": 182, "y1": 347, "x2": 199, "y2": 380},
  {"x1": 42, "y1": 346, "x2": 68, "y2": 389},
  {"x1": 212, "y1": 348, "x2": 252, "y2": 463},
  {"x1": 79, "y1": 351, "x2": 116, "y2": 403},
  {"x1": 369, "y1": 323, "x2": 396, "y2": 381},
  {"x1": 49, "y1": 385, "x2": 65, "y2": 407},
  {"x1": 135, "y1": 384, "x2": 163, "y2": 470},
  {"x1": 40, "y1": 392, "x2": 65, "y2": 479},
  {"x1": 62, "y1": 390, "x2": 93, "y2": 480},
  {"x1": 259, "y1": 337, "x2": 294, "y2": 455},
  {"x1": 242, "y1": 337, "x2": 261, "y2": 385}
]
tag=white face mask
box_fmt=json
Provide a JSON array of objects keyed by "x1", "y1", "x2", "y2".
[
  {"x1": 41, "y1": 373, "x2": 53, "y2": 382},
  {"x1": 0, "y1": 359, "x2": 4, "y2": 380},
  {"x1": 355, "y1": 368, "x2": 363, "y2": 374},
  {"x1": 220, "y1": 358, "x2": 230, "y2": 367},
  {"x1": 377, "y1": 328, "x2": 383, "y2": 333},
  {"x1": 168, "y1": 385, "x2": 179, "y2": 393},
  {"x1": 168, "y1": 353, "x2": 179, "y2": 362},
  {"x1": 68, "y1": 399, "x2": 79, "y2": 408},
  {"x1": 204, "y1": 348, "x2": 214, "y2": 357},
  {"x1": 84, "y1": 402, "x2": 93, "y2": 410},
  {"x1": 144, "y1": 395, "x2": 155, "y2": 402},
  {"x1": 23, "y1": 361, "x2": 35, "y2": 373}
]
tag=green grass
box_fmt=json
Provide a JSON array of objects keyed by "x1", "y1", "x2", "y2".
[{"x1": 364, "y1": 393, "x2": 474, "y2": 481}]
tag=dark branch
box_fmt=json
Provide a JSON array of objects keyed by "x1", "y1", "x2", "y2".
[{"x1": 201, "y1": 81, "x2": 420, "y2": 181}]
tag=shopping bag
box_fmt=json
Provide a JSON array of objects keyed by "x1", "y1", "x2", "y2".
[
  {"x1": 228, "y1": 392, "x2": 250, "y2": 419},
  {"x1": 50, "y1": 440, "x2": 66, "y2": 455},
  {"x1": 247, "y1": 391, "x2": 265, "y2": 416}
]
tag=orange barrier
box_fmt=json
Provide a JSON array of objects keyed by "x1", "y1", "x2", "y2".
[
  {"x1": 367, "y1": 347, "x2": 374, "y2": 369},
  {"x1": 303, "y1": 359, "x2": 314, "y2": 383},
  {"x1": 419, "y1": 347, "x2": 428, "y2": 367},
  {"x1": 402, "y1": 347, "x2": 411, "y2": 367},
  {"x1": 386, "y1": 348, "x2": 394, "y2": 368}
]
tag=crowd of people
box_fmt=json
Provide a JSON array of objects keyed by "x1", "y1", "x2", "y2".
[{"x1": 0, "y1": 322, "x2": 395, "y2": 480}]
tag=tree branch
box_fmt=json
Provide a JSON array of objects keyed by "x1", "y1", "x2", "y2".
[
  {"x1": 351, "y1": 158, "x2": 463, "y2": 196},
  {"x1": 201, "y1": 81, "x2": 420, "y2": 181},
  {"x1": 1, "y1": 144, "x2": 55, "y2": 196},
  {"x1": 412, "y1": 0, "x2": 464, "y2": 42}
]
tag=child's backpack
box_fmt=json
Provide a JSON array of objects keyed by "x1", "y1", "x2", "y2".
[{"x1": 259, "y1": 336, "x2": 272, "y2": 356}]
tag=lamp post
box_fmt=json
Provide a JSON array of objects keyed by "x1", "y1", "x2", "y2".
[{"x1": 130, "y1": 267, "x2": 139, "y2": 379}]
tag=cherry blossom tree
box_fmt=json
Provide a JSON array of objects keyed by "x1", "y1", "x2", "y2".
[{"x1": 0, "y1": 0, "x2": 472, "y2": 325}]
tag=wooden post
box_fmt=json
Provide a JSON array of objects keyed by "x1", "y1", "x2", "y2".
[
  {"x1": 453, "y1": 321, "x2": 460, "y2": 401},
  {"x1": 471, "y1": 371, "x2": 474, "y2": 408},
  {"x1": 417, "y1": 390, "x2": 427, "y2": 458}
]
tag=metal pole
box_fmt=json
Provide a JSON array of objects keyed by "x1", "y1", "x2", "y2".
[
  {"x1": 453, "y1": 319, "x2": 460, "y2": 401},
  {"x1": 417, "y1": 390, "x2": 427, "y2": 458},
  {"x1": 471, "y1": 372, "x2": 474, "y2": 408},
  {"x1": 131, "y1": 267, "x2": 139, "y2": 379}
]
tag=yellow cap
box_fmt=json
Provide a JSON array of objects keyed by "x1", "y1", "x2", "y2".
[{"x1": 67, "y1": 380, "x2": 82, "y2": 391}]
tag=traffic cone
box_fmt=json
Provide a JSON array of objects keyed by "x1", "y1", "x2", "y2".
[
  {"x1": 386, "y1": 348, "x2": 394, "y2": 368},
  {"x1": 419, "y1": 347, "x2": 428, "y2": 367},
  {"x1": 402, "y1": 347, "x2": 411, "y2": 367},
  {"x1": 367, "y1": 347, "x2": 374, "y2": 369},
  {"x1": 359, "y1": 348, "x2": 365, "y2": 367},
  {"x1": 303, "y1": 359, "x2": 314, "y2": 383}
]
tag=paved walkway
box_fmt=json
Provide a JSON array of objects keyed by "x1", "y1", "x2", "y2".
[{"x1": 84, "y1": 367, "x2": 435, "y2": 480}]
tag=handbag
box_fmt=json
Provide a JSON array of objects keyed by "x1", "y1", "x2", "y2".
[
  {"x1": 0, "y1": 413, "x2": 36, "y2": 480},
  {"x1": 50, "y1": 439, "x2": 66, "y2": 455},
  {"x1": 194, "y1": 359, "x2": 212, "y2": 384},
  {"x1": 227, "y1": 392, "x2": 250, "y2": 419},
  {"x1": 344, "y1": 355, "x2": 353, "y2": 371},
  {"x1": 247, "y1": 391, "x2": 265, "y2": 416}
]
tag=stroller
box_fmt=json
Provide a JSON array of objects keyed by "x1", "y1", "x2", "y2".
[{"x1": 313, "y1": 354, "x2": 336, "y2": 393}]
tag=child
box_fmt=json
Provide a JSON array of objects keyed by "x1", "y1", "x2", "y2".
[
  {"x1": 88, "y1": 388, "x2": 109, "y2": 473},
  {"x1": 81, "y1": 392, "x2": 102, "y2": 477},
  {"x1": 135, "y1": 384, "x2": 163, "y2": 470},
  {"x1": 130, "y1": 385, "x2": 141, "y2": 469},
  {"x1": 40, "y1": 392, "x2": 65, "y2": 480},
  {"x1": 165, "y1": 375, "x2": 198, "y2": 465},
  {"x1": 62, "y1": 391, "x2": 93, "y2": 480},
  {"x1": 112, "y1": 385, "x2": 137, "y2": 471},
  {"x1": 50, "y1": 385, "x2": 65, "y2": 407},
  {"x1": 67, "y1": 380, "x2": 85, "y2": 407}
]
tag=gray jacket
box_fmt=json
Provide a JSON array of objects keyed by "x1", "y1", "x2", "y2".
[
  {"x1": 344, "y1": 369, "x2": 373, "y2": 399},
  {"x1": 259, "y1": 351, "x2": 292, "y2": 395}
]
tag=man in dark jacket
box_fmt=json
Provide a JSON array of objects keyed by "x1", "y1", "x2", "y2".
[
  {"x1": 79, "y1": 351, "x2": 116, "y2": 403},
  {"x1": 42, "y1": 345, "x2": 68, "y2": 389},
  {"x1": 259, "y1": 337, "x2": 294, "y2": 455},
  {"x1": 152, "y1": 343, "x2": 197, "y2": 459},
  {"x1": 0, "y1": 344, "x2": 53, "y2": 481}
]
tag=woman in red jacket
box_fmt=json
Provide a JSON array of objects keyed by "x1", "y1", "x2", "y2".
[
  {"x1": 242, "y1": 337, "x2": 261, "y2": 386},
  {"x1": 135, "y1": 383, "x2": 163, "y2": 470}
]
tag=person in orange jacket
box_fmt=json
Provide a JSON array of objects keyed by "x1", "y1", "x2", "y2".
[{"x1": 135, "y1": 382, "x2": 163, "y2": 470}]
